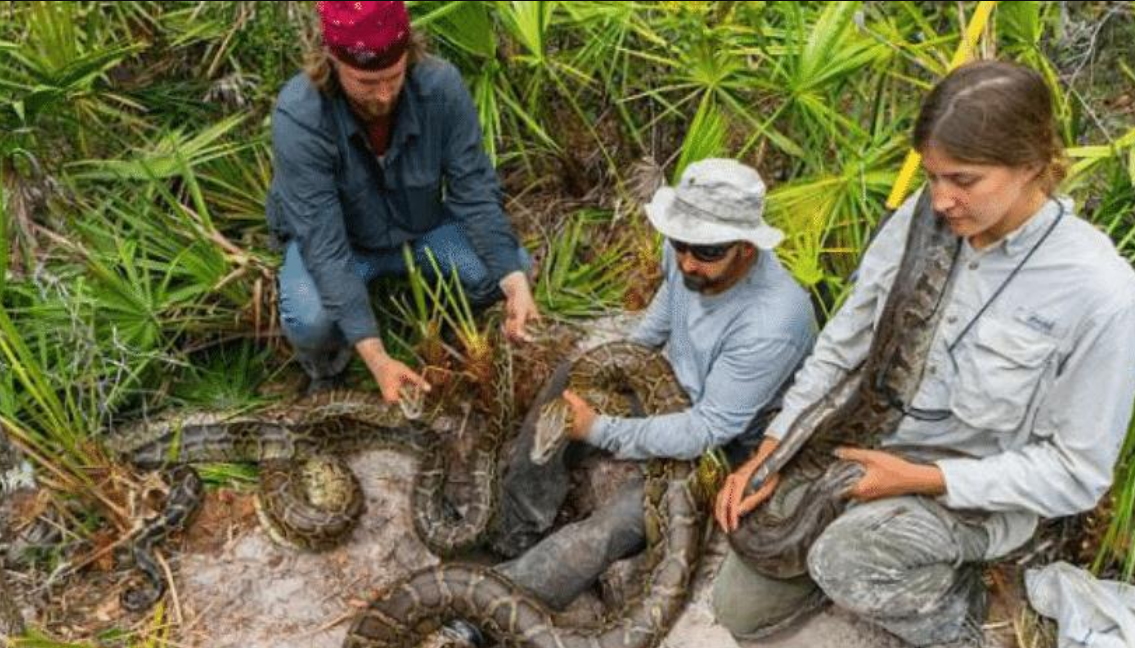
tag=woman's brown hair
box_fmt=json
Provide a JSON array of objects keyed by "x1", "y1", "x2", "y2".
[
  {"x1": 913, "y1": 60, "x2": 1067, "y2": 194},
  {"x1": 302, "y1": 31, "x2": 429, "y2": 96}
]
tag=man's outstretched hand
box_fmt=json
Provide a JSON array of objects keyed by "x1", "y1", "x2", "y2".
[
  {"x1": 562, "y1": 389, "x2": 598, "y2": 441},
  {"x1": 355, "y1": 337, "x2": 431, "y2": 403},
  {"x1": 500, "y1": 271, "x2": 541, "y2": 343}
]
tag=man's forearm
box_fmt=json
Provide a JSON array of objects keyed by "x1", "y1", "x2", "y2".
[
  {"x1": 355, "y1": 337, "x2": 392, "y2": 374},
  {"x1": 499, "y1": 270, "x2": 529, "y2": 295},
  {"x1": 589, "y1": 410, "x2": 719, "y2": 461}
]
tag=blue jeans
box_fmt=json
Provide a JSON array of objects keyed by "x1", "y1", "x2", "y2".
[{"x1": 278, "y1": 220, "x2": 531, "y2": 379}]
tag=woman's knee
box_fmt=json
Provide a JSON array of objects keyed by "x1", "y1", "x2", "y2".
[
  {"x1": 711, "y1": 565, "x2": 758, "y2": 635},
  {"x1": 711, "y1": 550, "x2": 816, "y2": 636},
  {"x1": 807, "y1": 500, "x2": 952, "y2": 618}
]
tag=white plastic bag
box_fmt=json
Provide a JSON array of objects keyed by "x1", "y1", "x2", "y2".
[{"x1": 1025, "y1": 561, "x2": 1135, "y2": 648}]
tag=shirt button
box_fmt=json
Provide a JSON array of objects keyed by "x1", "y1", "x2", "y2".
[
  {"x1": 968, "y1": 261, "x2": 979, "y2": 270},
  {"x1": 928, "y1": 365, "x2": 938, "y2": 375},
  {"x1": 946, "y1": 315, "x2": 958, "y2": 324}
]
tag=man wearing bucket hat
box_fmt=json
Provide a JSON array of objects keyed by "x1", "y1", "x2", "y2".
[
  {"x1": 560, "y1": 158, "x2": 810, "y2": 464},
  {"x1": 437, "y1": 158, "x2": 816, "y2": 646},
  {"x1": 267, "y1": 1, "x2": 538, "y2": 399}
]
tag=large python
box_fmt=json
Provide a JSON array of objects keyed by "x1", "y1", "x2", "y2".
[
  {"x1": 728, "y1": 189, "x2": 961, "y2": 578},
  {"x1": 108, "y1": 388, "x2": 501, "y2": 611},
  {"x1": 344, "y1": 341, "x2": 708, "y2": 648}
]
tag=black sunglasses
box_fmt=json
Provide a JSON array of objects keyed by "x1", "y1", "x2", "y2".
[{"x1": 669, "y1": 239, "x2": 737, "y2": 262}]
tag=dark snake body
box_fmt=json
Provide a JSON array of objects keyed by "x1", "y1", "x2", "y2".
[
  {"x1": 729, "y1": 190, "x2": 961, "y2": 578},
  {"x1": 109, "y1": 389, "x2": 499, "y2": 610},
  {"x1": 344, "y1": 342, "x2": 708, "y2": 648},
  {"x1": 119, "y1": 464, "x2": 205, "y2": 611}
]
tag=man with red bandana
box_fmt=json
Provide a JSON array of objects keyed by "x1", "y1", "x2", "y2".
[{"x1": 268, "y1": 1, "x2": 539, "y2": 399}]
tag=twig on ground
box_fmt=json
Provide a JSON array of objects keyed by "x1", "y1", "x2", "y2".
[{"x1": 156, "y1": 550, "x2": 184, "y2": 626}]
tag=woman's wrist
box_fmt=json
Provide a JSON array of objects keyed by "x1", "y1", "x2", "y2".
[{"x1": 905, "y1": 462, "x2": 946, "y2": 496}]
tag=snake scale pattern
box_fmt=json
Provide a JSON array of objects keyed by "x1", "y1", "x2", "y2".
[
  {"x1": 728, "y1": 189, "x2": 961, "y2": 578},
  {"x1": 109, "y1": 389, "x2": 498, "y2": 610},
  {"x1": 344, "y1": 342, "x2": 708, "y2": 648}
]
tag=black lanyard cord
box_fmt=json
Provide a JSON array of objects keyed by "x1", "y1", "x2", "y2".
[
  {"x1": 945, "y1": 199, "x2": 1066, "y2": 358},
  {"x1": 890, "y1": 199, "x2": 1066, "y2": 422}
]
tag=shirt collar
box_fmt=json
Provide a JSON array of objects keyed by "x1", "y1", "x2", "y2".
[
  {"x1": 744, "y1": 246, "x2": 770, "y2": 288},
  {"x1": 335, "y1": 67, "x2": 422, "y2": 148},
  {"x1": 392, "y1": 73, "x2": 422, "y2": 143},
  {"x1": 999, "y1": 197, "x2": 1067, "y2": 257}
]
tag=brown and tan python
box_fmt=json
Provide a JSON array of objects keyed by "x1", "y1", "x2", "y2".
[
  {"x1": 108, "y1": 388, "x2": 500, "y2": 610},
  {"x1": 345, "y1": 341, "x2": 709, "y2": 648},
  {"x1": 530, "y1": 341, "x2": 690, "y2": 465},
  {"x1": 728, "y1": 189, "x2": 961, "y2": 578}
]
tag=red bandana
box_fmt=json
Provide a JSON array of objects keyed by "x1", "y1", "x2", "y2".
[{"x1": 317, "y1": 1, "x2": 410, "y2": 70}]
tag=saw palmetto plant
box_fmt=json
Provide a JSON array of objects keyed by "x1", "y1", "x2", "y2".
[{"x1": 1, "y1": 2, "x2": 1133, "y2": 646}]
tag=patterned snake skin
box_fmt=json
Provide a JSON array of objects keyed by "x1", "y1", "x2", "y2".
[
  {"x1": 108, "y1": 388, "x2": 498, "y2": 611},
  {"x1": 344, "y1": 342, "x2": 708, "y2": 648},
  {"x1": 728, "y1": 190, "x2": 961, "y2": 578}
]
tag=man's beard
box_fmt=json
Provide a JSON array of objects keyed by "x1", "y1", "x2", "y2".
[
  {"x1": 679, "y1": 247, "x2": 753, "y2": 295},
  {"x1": 349, "y1": 98, "x2": 391, "y2": 122},
  {"x1": 681, "y1": 272, "x2": 712, "y2": 292}
]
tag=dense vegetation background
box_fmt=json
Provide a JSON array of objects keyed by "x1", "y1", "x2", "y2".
[{"x1": 1, "y1": 2, "x2": 1133, "y2": 645}]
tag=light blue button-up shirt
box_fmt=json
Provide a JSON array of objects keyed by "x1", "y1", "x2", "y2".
[
  {"x1": 588, "y1": 244, "x2": 817, "y2": 461},
  {"x1": 768, "y1": 192, "x2": 1135, "y2": 558}
]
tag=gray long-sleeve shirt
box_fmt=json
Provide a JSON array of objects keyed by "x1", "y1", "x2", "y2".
[
  {"x1": 767, "y1": 192, "x2": 1135, "y2": 558},
  {"x1": 588, "y1": 244, "x2": 817, "y2": 461}
]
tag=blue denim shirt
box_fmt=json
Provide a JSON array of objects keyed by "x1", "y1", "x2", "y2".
[{"x1": 266, "y1": 55, "x2": 522, "y2": 344}]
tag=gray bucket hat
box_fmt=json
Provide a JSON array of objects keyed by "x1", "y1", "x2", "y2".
[{"x1": 644, "y1": 158, "x2": 784, "y2": 249}]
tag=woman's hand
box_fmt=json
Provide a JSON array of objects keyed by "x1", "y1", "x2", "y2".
[
  {"x1": 835, "y1": 447, "x2": 946, "y2": 501},
  {"x1": 715, "y1": 437, "x2": 782, "y2": 533}
]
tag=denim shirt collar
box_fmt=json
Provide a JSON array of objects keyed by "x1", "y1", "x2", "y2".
[{"x1": 333, "y1": 66, "x2": 423, "y2": 159}]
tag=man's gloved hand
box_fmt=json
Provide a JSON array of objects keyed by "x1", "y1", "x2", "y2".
[{"x1": 499, "y1": 271, "x2": 541, "y2": 343}]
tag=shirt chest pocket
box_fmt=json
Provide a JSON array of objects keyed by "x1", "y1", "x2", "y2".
[
  {"x1": 386, "y1": 153, "x2": 443, "y2": 234},
  {"x1": 949, "y1": 318, "x2": 1057, "y2": 433},
  {"x1": 340, "y1": 176, "x2": 388, "y2": 244}
]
